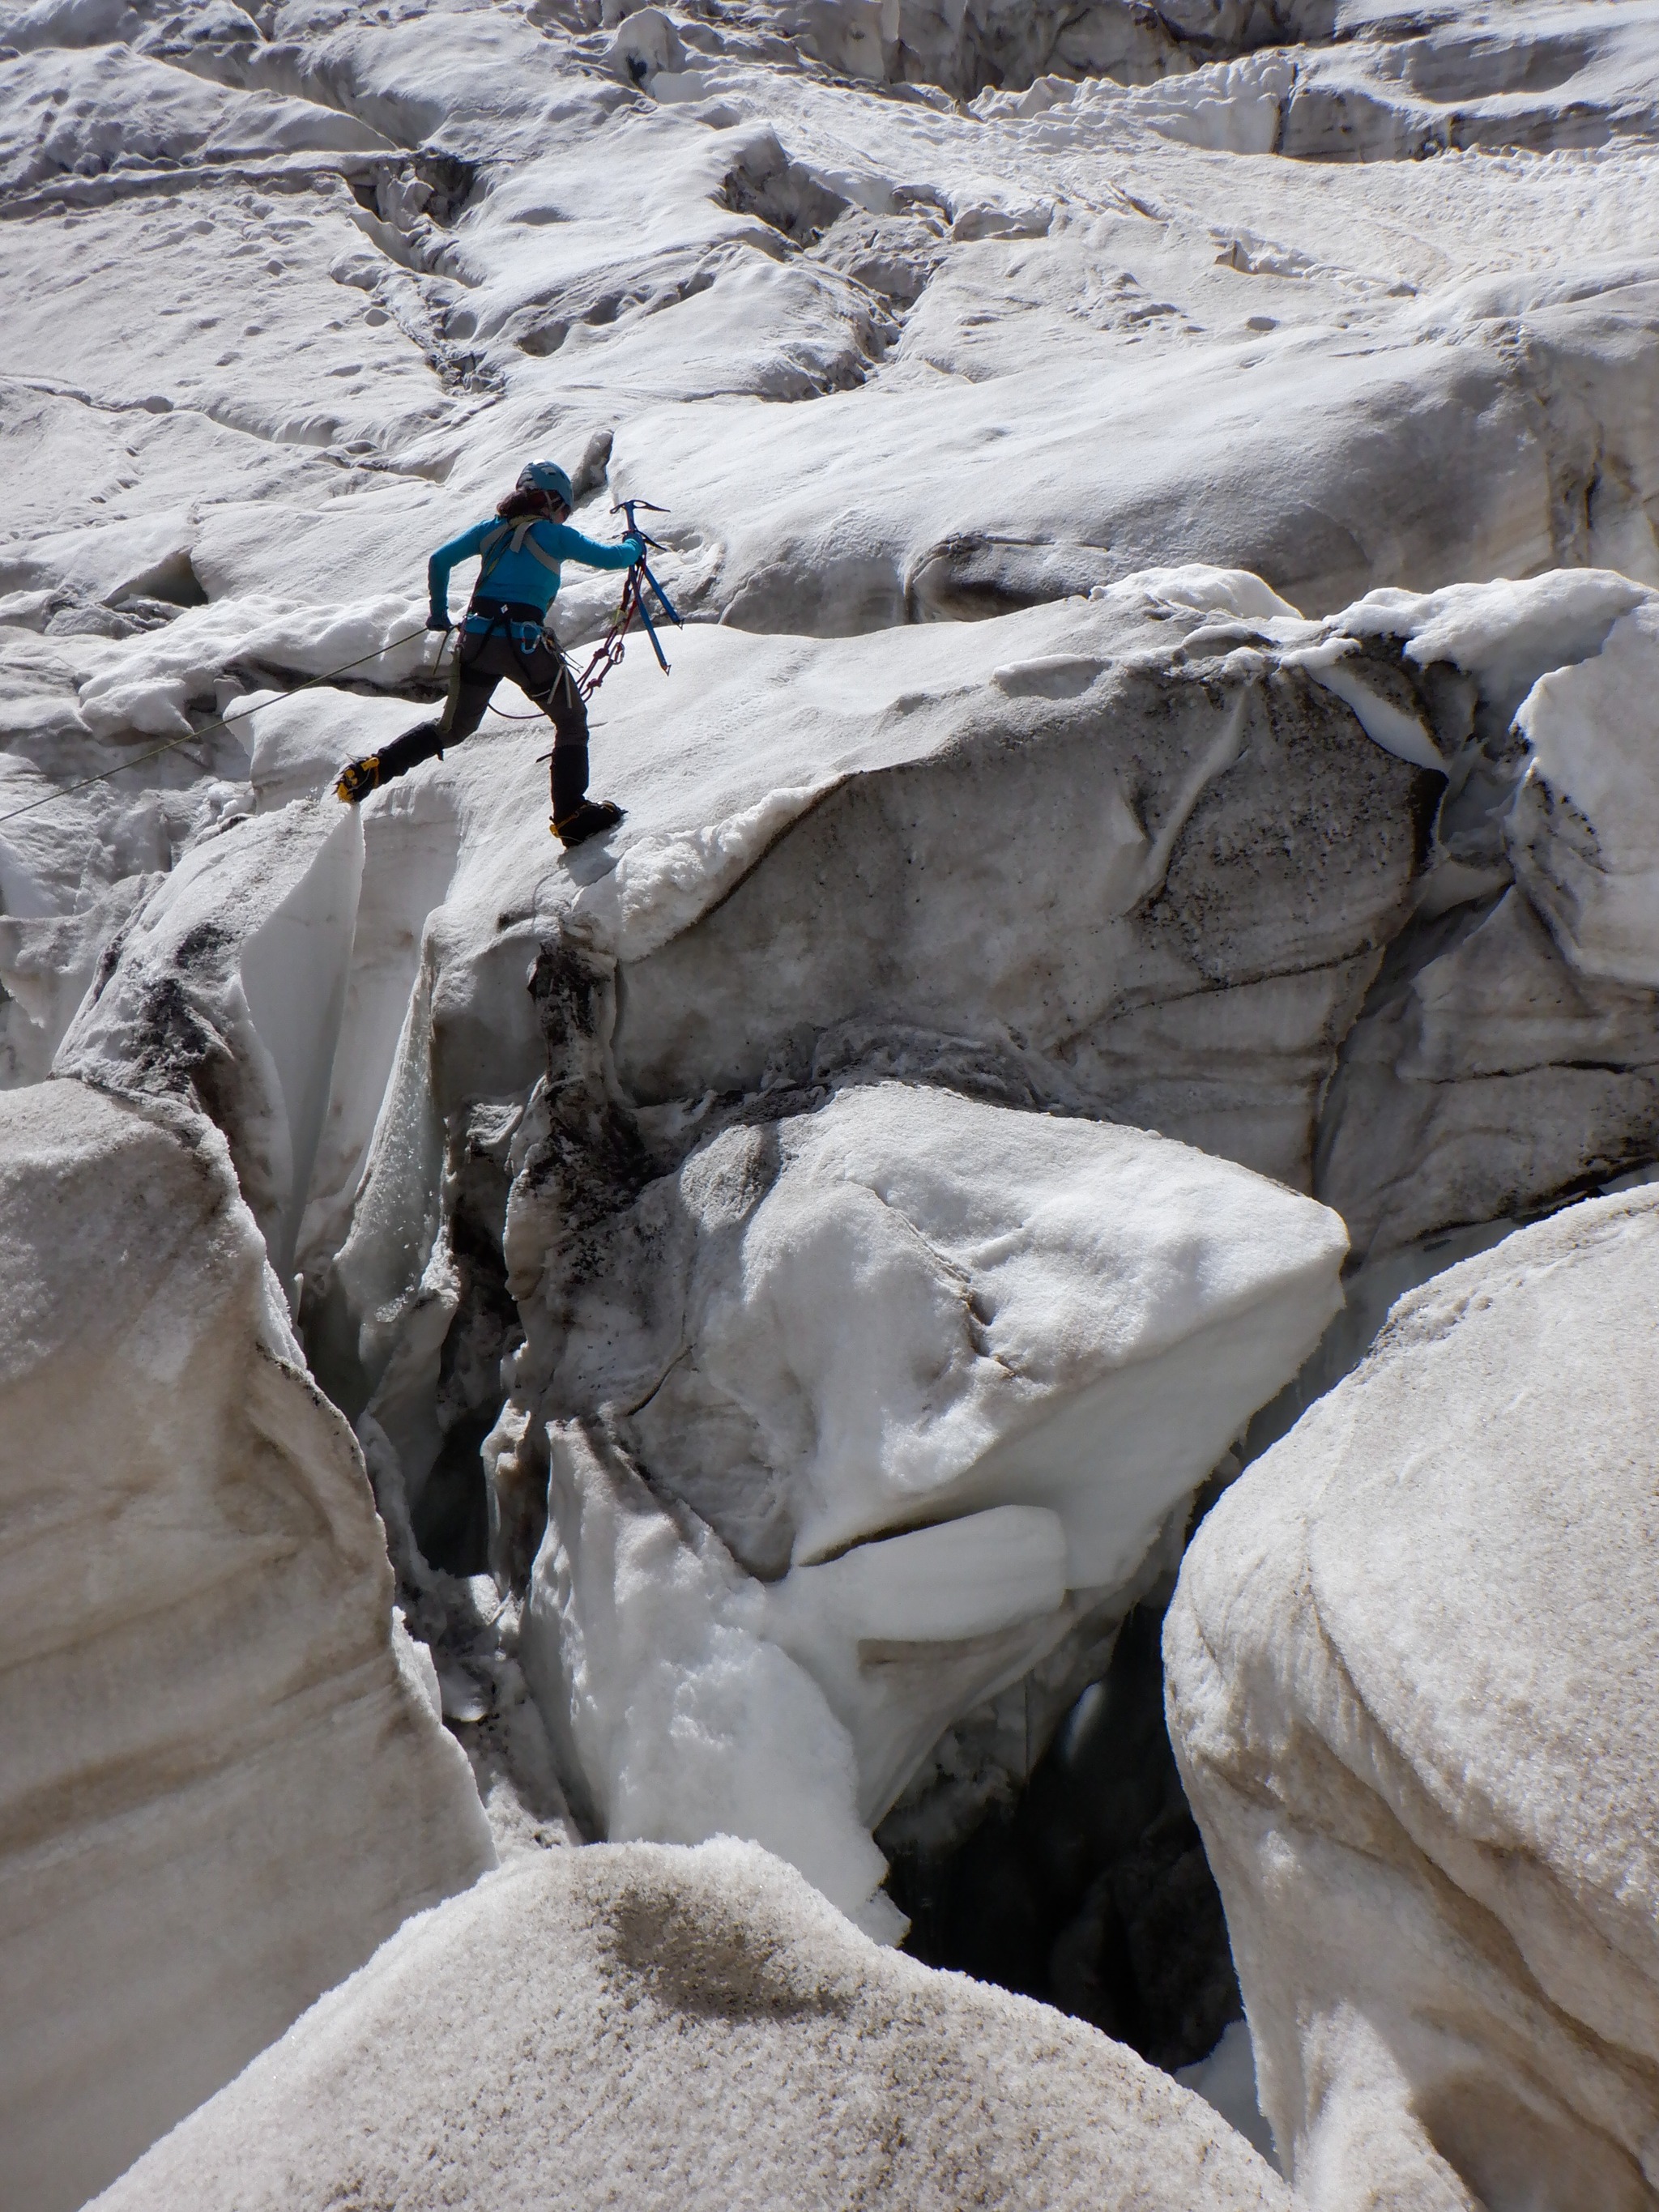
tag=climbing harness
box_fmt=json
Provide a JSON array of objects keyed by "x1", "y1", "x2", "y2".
[
  {"x1": 575, "y1": 499, "x2": 684, "y2": 701},
  {"x1": 0, "y1": 624, "x2": 436, "y2": 833},
  {"x1": 487, "y1": 496, "x2": 684, "y2": 716}
]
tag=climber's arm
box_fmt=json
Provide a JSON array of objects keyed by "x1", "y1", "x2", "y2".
[
  {"x1": 427, "y1": 520, "x2": 494, "y2": 626},
  {"x1": 544, "y1": 522, "x2": 645, "y2": 573}
]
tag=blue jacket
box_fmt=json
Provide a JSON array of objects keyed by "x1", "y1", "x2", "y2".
[{"x1": 429, "y1": 516, "x2": 642, "y2": 628}]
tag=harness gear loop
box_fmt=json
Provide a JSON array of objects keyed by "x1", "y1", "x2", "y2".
[{"x1": 459, "y1": 599, "x2": 574, "y2": 711}]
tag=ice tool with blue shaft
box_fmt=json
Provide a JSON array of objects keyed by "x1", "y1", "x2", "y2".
[{"x1": 574, "y1": 499, "x2": 684, "y2": 697}]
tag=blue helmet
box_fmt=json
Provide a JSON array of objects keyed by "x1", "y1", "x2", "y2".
[{"x1": 517, "y1": 459, "x2": 574, "y2": 509}]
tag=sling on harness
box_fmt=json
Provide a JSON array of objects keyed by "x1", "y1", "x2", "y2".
[{"x1": 466, "y1": 596, "x2": 580, "y2": 707}]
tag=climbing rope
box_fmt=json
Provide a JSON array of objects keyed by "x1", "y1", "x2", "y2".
[{"x1": 0, "y1": 624, "x2": 436, "y2": 833}]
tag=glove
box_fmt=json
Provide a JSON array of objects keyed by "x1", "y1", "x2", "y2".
[
  {"x1": 623, "y1": 536, "x2": 646, "y2": 565},
  {"x1": 426, "y1": 612, "x2": 452, "y2": 633}
]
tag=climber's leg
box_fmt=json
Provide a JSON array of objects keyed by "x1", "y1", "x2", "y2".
[{"x1": 336, "y1": 633, "x2": 497, "y2": 801}]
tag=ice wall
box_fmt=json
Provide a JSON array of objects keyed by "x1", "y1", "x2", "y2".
[
  {"x1": 55, "y1": 798, "x2": 364, "y2": 1289},
  {"x1": 0, "y1": 1080, "x2": 493, "y2": 2212},
  {"x1": 31, "y1": 556, "x2": 1652, "y2": 1944},
  {"x1": 504, "y1": 1080, "x2": 1345, "y2": 1930},
  {"x1": 1166, "y1": 1190, "x2": 1659, "y2": 2208},
  {"x1": 318, "y1": 556, "x2": 1659, "y2": 1950}
]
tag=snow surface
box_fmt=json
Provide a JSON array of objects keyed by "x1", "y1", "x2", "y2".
[
  {"x1": 92, "y1": 1837, "x2": 1289, "y2": 2212},
  {"x1": 1166, "y1": 1187, "x2": 1659, "y2": 2209},
  {"x1": 6, "y1": 0, "x2": 1659, "y2": 2199}
]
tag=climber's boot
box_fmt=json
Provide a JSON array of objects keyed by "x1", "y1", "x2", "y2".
[
  {"x1": 553, "y1": 799, "x2": 625, "y2": 848},
  {"x1": 335, "y1": 755, "x2": 382, "y2": 803}
]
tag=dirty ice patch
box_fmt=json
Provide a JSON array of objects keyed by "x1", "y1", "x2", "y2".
[
  {"x1": 568, "y1": 780, "x2": 834, "y2": 962},
  {"x1": 1279, "y1": 636, "x2": 1443, "y2": 772}
]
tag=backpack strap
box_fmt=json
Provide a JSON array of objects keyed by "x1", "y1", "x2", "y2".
[
  {"x1": 477, "y1": 518, "x2": 564, "y2": 586},
  {"x1": 475, "y1": 522, "x2": 512, "y2": 574}
]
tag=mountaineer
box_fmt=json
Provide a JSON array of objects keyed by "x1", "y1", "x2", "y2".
[{"x1": 335, "y1": 460, "x2": 645, "y2": 847}]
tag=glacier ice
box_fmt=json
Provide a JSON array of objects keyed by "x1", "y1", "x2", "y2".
[
  {"x1": 6, "y1": 0, "x2": 1659, "y2": 2197},
  {"x1": 505, "y1": 1080, "x2": 1347, "y2": 1580},
  {"x1": 56, "y1": 797, "x2": 364, "y2": 1285},
  {"x1": 0, "y1": 1079, "x2": 493, "y2": 2212},
  {"x1": 503, "y1": 1078, "x2": 1345, "y2": 1930},
  {"x1": 1166, "y1": 1188, "x2": 1659, "y2": 2209},
  {"x1": 1512, "y1": 599, "x2": 1659, "y2": 988}
]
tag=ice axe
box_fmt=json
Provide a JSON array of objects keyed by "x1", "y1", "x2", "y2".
[
  {"x1": 612, "y1": 497, "x2": 684, "y2": 672},
  {"x1": 575, "y1": 496, "x2": 684, "y2": 698}
]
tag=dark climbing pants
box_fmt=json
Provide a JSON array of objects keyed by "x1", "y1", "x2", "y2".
[{"x1": 377, "y1": 610, "x2": 590, "y2": 816}]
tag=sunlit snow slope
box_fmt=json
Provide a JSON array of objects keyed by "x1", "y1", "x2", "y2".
[{"x1": 4, "y1": 1, "x2": 1659, "y2": 2206}]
